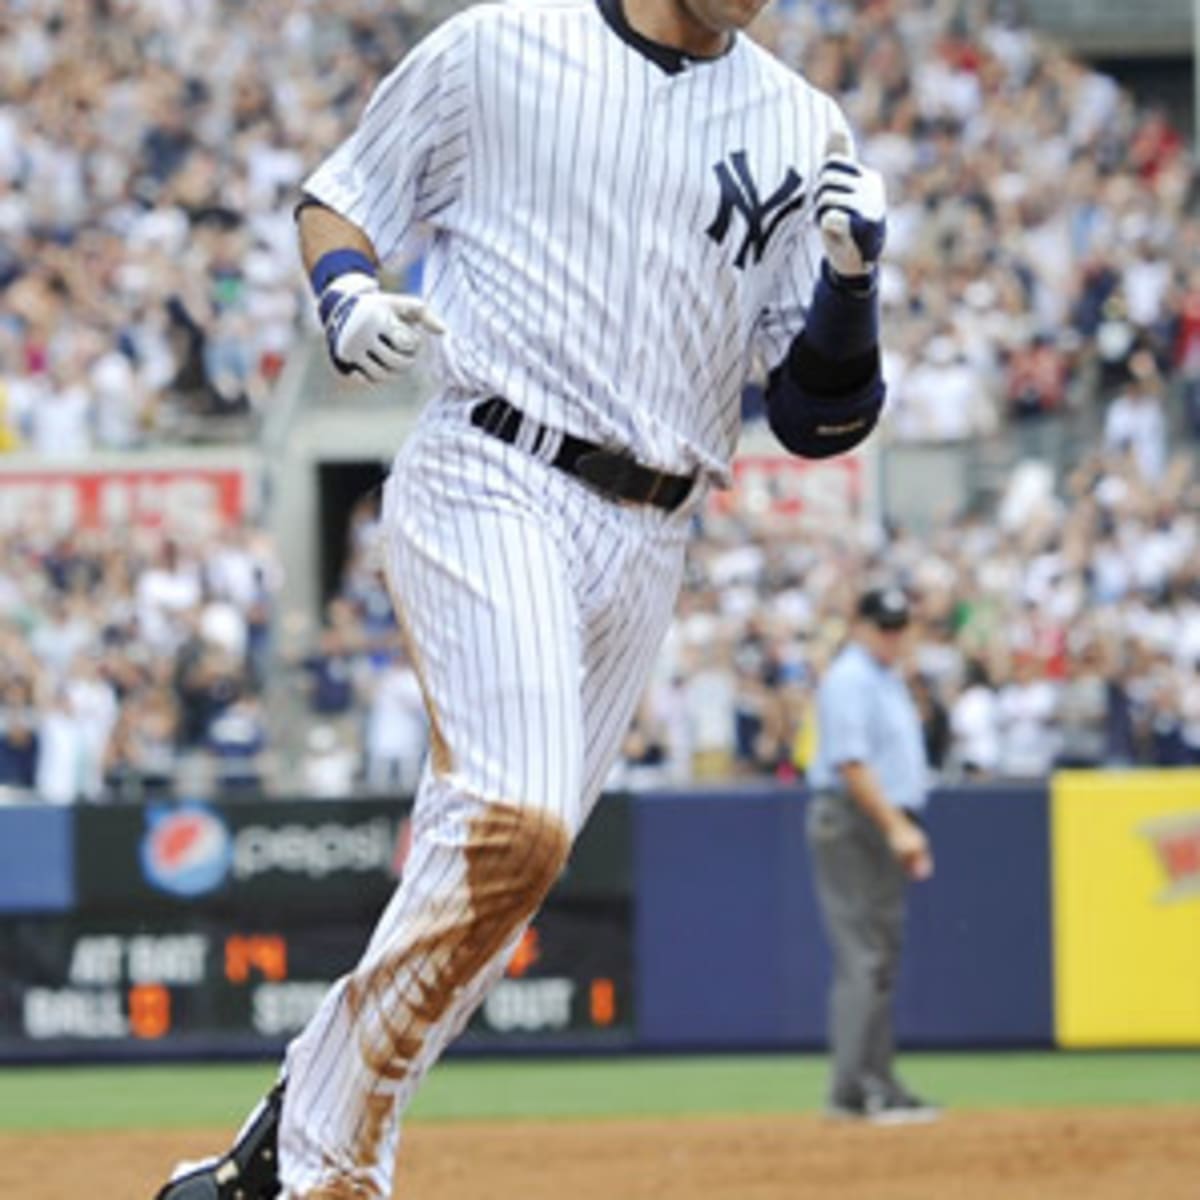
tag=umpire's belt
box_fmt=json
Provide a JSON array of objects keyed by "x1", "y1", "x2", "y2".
[{"x1": 470, "y1": 396, "x2": 695, "y2": 513}]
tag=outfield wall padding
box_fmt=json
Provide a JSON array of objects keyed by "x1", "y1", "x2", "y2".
[
  {"x1": 634, "y1": 786, "x2": 1053, "y2": 1049},
  {"x1": 0, "y1": 807, "x2": 74, "y2": 913}
]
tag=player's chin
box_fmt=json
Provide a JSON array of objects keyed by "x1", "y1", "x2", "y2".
[{"x1": 723, "y1": 0, "x2": 770, "y2": 29}]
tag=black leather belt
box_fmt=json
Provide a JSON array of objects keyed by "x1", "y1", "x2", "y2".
[{"x1": 469, "y1": 396, "x2": 694, "y2": 512}]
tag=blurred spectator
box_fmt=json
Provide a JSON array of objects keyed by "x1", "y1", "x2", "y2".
[
  {"x1": 1103, "y1": 350, "x2": 1168, "y2": 483},
  {"x1": 301, "y1": 724, "x2": 358, "y2": 799},
  {"x1": 910, "y1": 671, "x2": 951, "y2": 775},
  {"x1": 64, "y1": 653, "x2": 118, "y2": 801},
  {"x1": 732, "y1": 636, "x2": 786, "y2": 776},
  {"x1": 949, "y1": 658, "x2": 1000, "y2": 777},
  {"x1": 1005, "y1": 333, "x2": 1069, "y2": 466},
  {"x1": 206, "y1": 686, "x2": 269, "y2": 793},
  {"x1": 995, "y1": 654, "x2": 1060, "y2": 777},
  {"x1": 1172, "y1": 268, "x2": 1200, "y2": 437},
  {"x1": 1143, "y1": 674, "x2": 1188, "y2": 766},
  {"x1": 682, "y1": 639, "x2": 737, "y2": 781},
  {"x1": 362, "y1": 644, "x2": 427, "y2": 795},
  {"x1": 175, "y1": 639, "x2": 244, "y2": 751},
  {"x1": 615, "y1": 694, "x2": 673, "y2": 791},
  {"x1": 299, "y1": 599, "x2": 367, "y2": 737},
  {"x1": 888, "y1": 332, "x2": 994, "y2": 442},
  {"x1": 104, "y1": 684, "x2": 180, "y2": 800},
  {"x1": 1181, "y1": 659, "x2": 1200, "y2": 764},
  {"x1": 1054, "y1": 643, "x2": 1108, "y2": 768},
  {"x1": 35, "y1": 685, "x2": 86, "y2": 805},
  {"x1": 0, "y1": 677, "x2": 38, "y2": 790}
]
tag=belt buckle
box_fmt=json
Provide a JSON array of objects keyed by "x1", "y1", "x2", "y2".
[
  {"x1": 573, "y1": 449, "x2": 638, "y2": 501},
  {"x1": 644, "y1": 472, "x2": 667, "y2": 508}
]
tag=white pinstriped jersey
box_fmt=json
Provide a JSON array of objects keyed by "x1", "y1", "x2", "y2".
[{"x1": 304, "y1": 0, "x2": 851, "y2": 481}]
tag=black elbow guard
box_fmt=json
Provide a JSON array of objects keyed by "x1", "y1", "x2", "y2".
[{"x1": 764, "y1": 338, "x2": 885, "y2": 459}]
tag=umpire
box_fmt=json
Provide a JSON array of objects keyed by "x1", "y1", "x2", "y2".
[{"x1": 806, "y1": 585, "x2": 939, "y2": 1123}]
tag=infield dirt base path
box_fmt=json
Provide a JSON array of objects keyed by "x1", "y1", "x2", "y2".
[{"x1": 3, "y1": 1108, "x2": 1198, "y2": 1199}]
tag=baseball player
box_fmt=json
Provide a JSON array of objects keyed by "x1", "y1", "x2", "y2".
[{"x1": 155, "y1": 0, "x2": 888, "y2": 1194}]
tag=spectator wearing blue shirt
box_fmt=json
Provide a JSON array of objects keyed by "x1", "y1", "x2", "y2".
[{"x1": 806, "y1": 586, "x2": 938, "y2": 1124}]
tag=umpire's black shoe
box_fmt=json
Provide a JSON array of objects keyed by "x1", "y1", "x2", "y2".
[
  {"x1": 154, "y1": 1082, "x2": 284, "y2": 1199},
  {"x1": 823, "y1": 1090, "x2": 868, "y2": 1121},
  {"x1": 865, "y1": 1089, "x2": 941, "y2": 1126}
]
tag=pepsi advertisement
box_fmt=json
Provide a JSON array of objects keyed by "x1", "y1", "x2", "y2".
[{"x1": 75, "y1": 799, "x2": 409, "y2": 918}]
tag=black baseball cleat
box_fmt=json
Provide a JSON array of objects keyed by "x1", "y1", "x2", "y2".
[{"x1": 154, "y1": 1082, "x2": 284, "y2": 1199}]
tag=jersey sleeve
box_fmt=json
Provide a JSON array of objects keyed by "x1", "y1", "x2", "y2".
[
  {"x1": 752, "y1": 97, "x2": 855, "y2": 371},
  {"x1": 817, "y1": 660, "x2": 872, "y2": 768},
  {"x1": 301, "y1": 13, "x2": 476, "y2": 267}
]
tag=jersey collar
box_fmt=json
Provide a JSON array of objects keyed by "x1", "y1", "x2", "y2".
[{"x1": 596, "y1": 0, "x2": 736, "y2": 75}]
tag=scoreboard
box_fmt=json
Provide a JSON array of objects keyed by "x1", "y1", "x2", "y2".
[
  {"x1": 2, "y1": 907, "x2": 632, "y2": 1050},
  {"x1": 0, "y1": 797, "x2": 633, "y2": 1060}
]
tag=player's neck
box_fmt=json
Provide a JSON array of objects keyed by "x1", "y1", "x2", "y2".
[{"x1": 621, "y1": 0, "x2": 731, "y2": 59}]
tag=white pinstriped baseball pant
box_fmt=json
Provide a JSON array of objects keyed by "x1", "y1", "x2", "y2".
[{"x1": 278, "y1": 411, "x2": 700, "y2": 1197}]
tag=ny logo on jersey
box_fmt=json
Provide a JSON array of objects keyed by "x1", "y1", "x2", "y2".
[{"x1": 705, "y1": 151, "x2": 806, "y2": 269}]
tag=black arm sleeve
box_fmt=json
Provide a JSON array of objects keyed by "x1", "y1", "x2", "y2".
[{"x1": 763, "y1": 263, "x2": 886, "y2": 459}]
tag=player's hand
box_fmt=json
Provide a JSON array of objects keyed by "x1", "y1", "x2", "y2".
[
  {"x1": 815, "y1": 131, "x2": 886, "y2": 283},
  {"x1": 887, "y1": 814, "x2": 933, "y2": 882},
  {"x1": 320, "y1": 272, "x2": 445, "y2": 383}
]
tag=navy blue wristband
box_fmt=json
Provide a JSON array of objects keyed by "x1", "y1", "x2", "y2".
[
  {"x1": 803, "y1": 259, "x2": 879, "y2": 361},
  {"x1": 309, "y1": 249, "x2": 377, "y2": 297}
]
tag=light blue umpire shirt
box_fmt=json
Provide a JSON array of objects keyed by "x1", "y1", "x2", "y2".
[{"x1": 809, "y1": 641, "x2": 929, "y2": 813}]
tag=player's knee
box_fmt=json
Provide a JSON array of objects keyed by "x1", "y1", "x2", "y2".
[{"x1": 465, "y1": 802, "x2": 572, "y2": 930}]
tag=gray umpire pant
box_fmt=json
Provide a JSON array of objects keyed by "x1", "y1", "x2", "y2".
[{"x1": 806, "y1": 789, "x2": 908, "y2": 1104}]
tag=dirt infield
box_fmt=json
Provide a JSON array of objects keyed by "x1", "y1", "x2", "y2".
[{"x1": 4, "y1": 1108, "x2": 1198, "y2": 1198}]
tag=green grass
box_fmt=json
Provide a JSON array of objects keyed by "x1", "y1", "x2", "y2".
[{"x1": 0, "y1": 1051, "x2": 1196, "y2": 1132}]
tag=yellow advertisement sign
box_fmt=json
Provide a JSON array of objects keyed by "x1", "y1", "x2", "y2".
[{"x1": 1053, "y1": 771, "x2": 1200, "y2": 1046}]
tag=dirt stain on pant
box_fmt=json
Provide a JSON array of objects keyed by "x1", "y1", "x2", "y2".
[{"x1": 330, "y1": 802, "x2": 572, "y2": 1189}]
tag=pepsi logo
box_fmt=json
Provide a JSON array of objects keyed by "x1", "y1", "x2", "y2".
[{"x1": 140, "y1": 804, "x2": 233, "y2": 897}]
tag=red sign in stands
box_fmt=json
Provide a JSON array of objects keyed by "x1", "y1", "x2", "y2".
[{"x1": 0, "y1": 468, "x2": 247, "y2": 531}]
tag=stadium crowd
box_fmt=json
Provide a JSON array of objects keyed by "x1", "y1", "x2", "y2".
[
  {"x1": 0, "y1": 0, "x2": 1198, "y2": 799},
  {"x1": 0, "y1": 0, "x2": 432, "y2": 448},
  {"x1": 0, "y1": 515, "x2": 280, "y2": 802}
]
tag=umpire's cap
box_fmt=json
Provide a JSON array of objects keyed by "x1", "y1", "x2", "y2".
[{"x1": 858, "y1": 585, "x2": 911, "y2": 630}]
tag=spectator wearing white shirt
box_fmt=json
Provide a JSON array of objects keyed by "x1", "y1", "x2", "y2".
[
  {"x1": 996, "y1": 654, "x2": 1060, "y2": 777},
  {"x1": 1104, "y1": 350, "x2": 1168, "y2": 484},
  {"x1": 35, "y1": 686, "x2": 85, "y2": 805},
  {"x1": 29, "y1": 593, "x2": 93, "y2": 681},
  {"x1": 64, "y1": 654, "x2": 119, "y2": 802},
  {"x1": 301, "y1": 724, "x2": 358, "y2": 799},
  {"x1": 949, "y1": 658, "x2": 1000, "y2": 777},
  {"x1": 889, "y1": 332, "x2": 994, "y2": 442},
  {"x1": 363, "y1": 647, "x2": 427, "y2": 795},
  {"x1": 136, "y1": 536, "x2": 203, "y2": 651},
  {"x1": 31, "y1": 362, "x2": 91, "y2": 458}
]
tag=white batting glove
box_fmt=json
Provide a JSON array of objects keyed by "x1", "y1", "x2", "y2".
[
  {"x1": 319, "y1": 272, "x2": 445, "y2": 383},
  {"x1": 814, "y1": 131, "x2": 887, "y2": 282}
]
